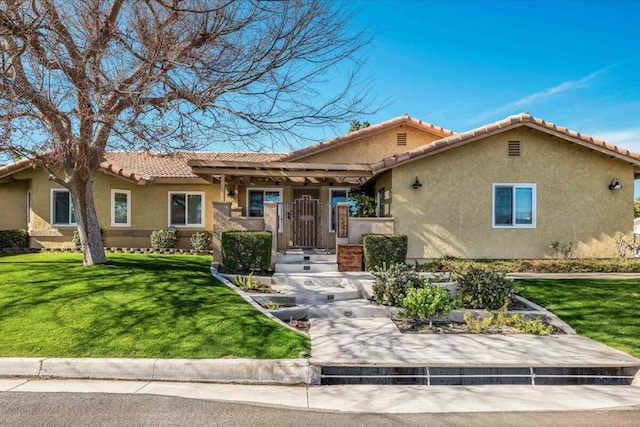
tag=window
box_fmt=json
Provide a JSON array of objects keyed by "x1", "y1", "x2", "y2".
[
  {"x1": 329, "y1": 188, "x2": 353, "y2": 231},
  {"x1": 111, "y1": 189, "x2": 131, "y2": 227},
  {"x1": 377, "y1": 187, "x2": 386, "y2": 217},
  {"x1": 51, "y1": 189, "x2": 76, "y2": 226},
  {"x1": 493, "y1": 184, "x2": 536, "y2": 228},
  {"x1": 26, "y1": 190, "x2": 31, "y2": 226},
  {"x1": 247, "y1": 189, "x2": 283, "y2": 231},
  {"x1": 168, "y1": 192, "x2": 204, "y2": 227}
]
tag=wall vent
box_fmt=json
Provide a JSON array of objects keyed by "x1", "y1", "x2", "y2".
[
  {"x1": 508, "y1": 141, "x2": 521, "y2": 156},
  {"x1": 397, "y1": 133, "x2": 407, "y2": 146}
]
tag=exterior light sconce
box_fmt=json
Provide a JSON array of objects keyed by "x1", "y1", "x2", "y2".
[
  {"x1": 412, "y1": 177, "x2": 423, "y2": 189},
  {"x1": 226, "y1": 188, "x2": 235, "y2": 197},
  {"x1": 608, "y1": 178, "x2": 622, "y2": 190}
]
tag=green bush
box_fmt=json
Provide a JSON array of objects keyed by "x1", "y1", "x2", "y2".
[
  {"x1": 400, "y1": 283, "x2": 459, "y2": 327},
  {"x1": 455, "y1": 267, "x2": 517, "y2": 309},
  {"x1": 190, "y1": 231, "x2": 212, "y2": 252},
  {"x1": 371, "y1": 262, "x2": 419, "y2": 306},
  {"x1": 151, "y1": 229, "x2": 178, "y2": 250},
  {"x1": 0, "y1": 229, "x2": 29, "y2": 248},
  {"x1": 72, "y1": 230, "x2": 82, "y2": 250},
  {"x1": 363, "y1": 234, "x2": 407, "y2": 271},
  {"x1": 221, "y1": 231, "x2": 272, "y2": 272},
  {"x1": 463, "y1": 305, "x2": 553, "y2": 335}
]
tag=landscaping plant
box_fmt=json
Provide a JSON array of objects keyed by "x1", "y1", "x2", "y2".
[
  {"x1": 455, "y1": 267, "x2": 517, "y2": 309},
  {"x1": 234, "y1": 272, "x2": 262, "y2": 292},
  {"x1": 463, "y1": 304, "x2": 553, "y2": 335},
  {"x1": 151, "y1": 229, "x2": 178, "y2": 250},
  {"x1": 371, "y1": 262, "x2": 420, "y2": 306},
  {"x1": 400, "y1": 283, "x2": 459, "y2": 327},
  {"x1": 190, "y1": 231, "x2": 213, "y2": 252}
]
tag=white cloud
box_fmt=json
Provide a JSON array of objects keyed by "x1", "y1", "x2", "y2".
[{"x1": 468, "y1": 64, "x2": 615, "y2": 125}]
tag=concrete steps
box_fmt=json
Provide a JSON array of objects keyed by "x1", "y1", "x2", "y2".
[{"x1": 274, "y1": 253, "x2": 338, "y2": 273}]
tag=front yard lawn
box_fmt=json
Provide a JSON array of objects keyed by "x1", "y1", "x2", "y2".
[
  {"x1": 517, "y1": 279, "x2": 640, "y2": 358},
  {"x1": 0, "y1": 253, "x2": 309, "y2": 358}
]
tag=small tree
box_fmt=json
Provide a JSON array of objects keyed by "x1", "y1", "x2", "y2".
[{"x1": 634, "y1": 197, "x2": 640, "y2": 218}]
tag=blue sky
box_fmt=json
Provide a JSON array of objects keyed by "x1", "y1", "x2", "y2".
[{"x1": 313, "y1": 0, "x2": 640, "y2": 195}]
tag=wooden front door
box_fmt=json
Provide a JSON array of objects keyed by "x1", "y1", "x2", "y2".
[{"x1": 285, "y1": 189, "x2": 328, "y2": 249}]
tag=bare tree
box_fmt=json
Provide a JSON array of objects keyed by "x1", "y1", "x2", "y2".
[{"x1": 0, "y1": 0, "x2": 372, "y2": 265}]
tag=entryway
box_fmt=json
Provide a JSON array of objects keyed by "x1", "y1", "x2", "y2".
[{"x1": 282, "y1": 189, "x2": 331, "y2": 252}]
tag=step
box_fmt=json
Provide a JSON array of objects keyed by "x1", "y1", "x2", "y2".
[
  {"x1": 317, "y1": 365, "x2": 640, "y2": 386},
  {"x1": 270, "y1": 274, "x2": 362, "y2": 303},
  {"x1": 306, "y1": 300, "x2": 390, "y2": 319},
  {"x1": 274, "y1": 261, "x2": 339, "y2": 273},
  {"x1": 276, "y1": 253, "x2": 337, "y2": 263}
]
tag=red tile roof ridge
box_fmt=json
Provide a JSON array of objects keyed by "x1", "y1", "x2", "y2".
[
  {"x1": 281, "y1": 115, "x2": 455, "y2": 161},
  {"x1": 370, "y1": 113, "x2": 640, "y2": 172}
]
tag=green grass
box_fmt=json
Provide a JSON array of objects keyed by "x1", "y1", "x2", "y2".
[
  {"x1": 0, "y1": 253, "x2": 309, "y2": 358},
  {"x1": 517, "y1": 279, "x2": 640, "y2": 358}
]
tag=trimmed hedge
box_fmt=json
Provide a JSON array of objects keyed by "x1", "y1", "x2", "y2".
[
  {"x1": 362, "y1": 234, "x2": 407, "y2": 271},
  {"x1": 151, "y1": 229, "x2": 178, "y2": 250},
  {"x1": 0, "y1": 229, "x2": 29, "y2": 248},
  {"x1": 221, "y1": 230, "x2": 272, "y2": 272},
  {"x1": 190, "y1": 231, "x2": 213, "y2": 252},
  {"x1": 416, "y1": 258, "x2": 640, "y2": 273}
]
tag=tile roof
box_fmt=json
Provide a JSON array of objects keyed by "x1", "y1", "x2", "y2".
[
  {"x1": 102, "y1": 152, "x2": 285, "y2": 180},
  {"x1": 370, "y1": 113, "x2": 640, "y2": 172},
  {"x1": 281, "y1": 115, "x2": 455, "y2": 161}
]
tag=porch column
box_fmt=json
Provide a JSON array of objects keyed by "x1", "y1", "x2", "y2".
[
  {"x1": 263, "y1": 201, "x2": 278, "y2": 270},
  {"x1": 212, "y1": 201, "x2": 232, "y2": 264}
]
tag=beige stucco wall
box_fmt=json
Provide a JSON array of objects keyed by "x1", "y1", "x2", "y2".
[
  {"x1": 11, "y1": 168, "x2": 221, "y2": 249},
  {"x1": 0, "y1": 180, "x2": 29, "y2": 230},
  {"x1": 388, "y1": 128, "x2": 634, "y2": 260},
  {"x1": 297, "y1": 126, "x2": 442, "y2": 164}
]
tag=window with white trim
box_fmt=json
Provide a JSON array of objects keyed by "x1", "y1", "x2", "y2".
[
  {"x1": 377, "y1": 187, "x2": 386, "y2": 217},
  {"x1": 51, "y1": 189, "x2": 76, "y2": 226},
  {"x1": 247, "y1": 188, "x2": 283, "y2": 231},
  {"x1": 169, "y1": 192, "x2": 204, "y2": 227},
  {"x1": 26, "y1": 190, "x2": 32, "y2": 226},
  {"x1": 493, "y1": 184, "x2": 536, "y2": 228},
  {"x1": 111, "y1": 189, "x2": 131, "y2": 227}
]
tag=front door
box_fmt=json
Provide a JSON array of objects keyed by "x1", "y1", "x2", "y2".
[{"x1": 285, "y1": 189, "x2": 329, "y2": 249}]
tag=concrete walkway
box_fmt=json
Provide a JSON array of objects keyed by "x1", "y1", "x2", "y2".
[
  {"x1": 309, "y1": 318, "x2": 640, "y2": 368},
  {"x1": 2, "y1": 379, "x2": 640, "y2": 413}
]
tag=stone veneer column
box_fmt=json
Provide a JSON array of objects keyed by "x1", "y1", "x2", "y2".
[
  {"x1": 263, "y1": 201, "x2": 278, "y2": 269},
  {"x1": 212, "y1": 201, "x2": 232, "y2": 264}
]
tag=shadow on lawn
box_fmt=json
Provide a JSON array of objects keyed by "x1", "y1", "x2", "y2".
[{"x1": 0, "y1": 253, "x2": 308, "y2": 358}]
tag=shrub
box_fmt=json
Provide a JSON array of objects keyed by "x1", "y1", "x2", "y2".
[
  {"x1": 235, "y1": 272, "x2": 262, "y2": 292},
  {"x1": 363, "y1": 234, "x2": 408, "y2": 271},
  {"x1": 463, "y1": 304, "x2": 553, "y2": 335},
  {"x1": 371, "y1": 262, "x2": 419, "y2": 306},
  {"x1": 190, "y1": 231, "x2": 212, "y2": 252},
  {"x1": 0, "y1": 229, "x2": 29, "y2": 248},
  {"x1": 72, "y1": 230, "x2": 82, "y2": 250},
  {"x1": 455, "y1": 267, "x2": 517, "y2": 309},
  {"x1": 221, "y1": 230, "x2": 272, "y2": 272},
  {"x1": 400, "y1": 283, "x2": 459, "y2": 327},
  {"x1": 151, "y1": 229, "x2": 178, "y2": 250}
]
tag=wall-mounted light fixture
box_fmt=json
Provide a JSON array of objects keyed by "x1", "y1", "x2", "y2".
[
  {"x1": 608, "y1": 178, "x2": 622, "y2": 190},
  {"x1": 412, "y1": 177, "x2": 422, "y2": 190},
  {"x1": 227, "y1": 188, "x2": 235, "y2": 197}
]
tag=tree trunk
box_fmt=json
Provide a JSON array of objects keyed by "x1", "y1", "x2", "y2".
[{"x1": 70, "y1": 174, "x2": 108, "y2": 266}]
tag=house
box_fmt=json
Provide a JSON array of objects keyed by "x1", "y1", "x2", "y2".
[{"x1": 0, "y1": 113, "x2": 637, "y2": 261}]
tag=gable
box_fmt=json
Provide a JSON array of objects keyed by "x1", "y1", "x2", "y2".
[{"x1": 282, "y1": 115, "x2": 454, "y2": 163}]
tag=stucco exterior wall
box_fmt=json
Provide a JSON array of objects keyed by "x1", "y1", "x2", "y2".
[
  {"x1": 11, "y1": 169, "x2": 221, "y2": 249},
  {"x1": 389, "y1": 128, "x2": 634, "y2": 259},
  {"x1": 297, "y1": 127, "x2": 442, "y2": 164},
  {"x1": 0, "y1": 180, "x2": 29, "y2": 230}
]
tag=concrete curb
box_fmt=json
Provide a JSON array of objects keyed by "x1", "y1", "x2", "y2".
[{"x1": 0, "y1": 357, "x2": 314, "y2": 385}]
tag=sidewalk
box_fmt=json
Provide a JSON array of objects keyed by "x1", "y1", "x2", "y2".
[{"x1": 2, "y1": 379, "x2": 640, "y2": 413}]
